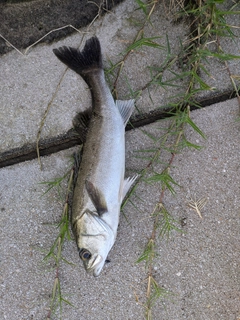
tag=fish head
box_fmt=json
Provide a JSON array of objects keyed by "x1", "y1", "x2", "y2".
[{"x1": 75, "y1": 210, "x2": 115, "y2": 277}]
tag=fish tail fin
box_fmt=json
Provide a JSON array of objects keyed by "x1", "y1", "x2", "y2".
[{"x1": 53, "y1": 37, "x2": 102, "y2": 78}]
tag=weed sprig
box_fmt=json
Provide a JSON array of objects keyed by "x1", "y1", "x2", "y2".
[
  {"x1": 43, "y1": 166, "x2": 75, "y2": 319},
  {"x1": 133, "y1": 106, "x2": 203, "y2": 319},
  {"x1": 106, "y1": 0, "x2": 162, "y2": 99},
  {"x1": 119, "y1": 1, "x2": 239, "y2": 319},
  {"x1": 179, "y1": 0, "x2": 240, "y2": 109}
]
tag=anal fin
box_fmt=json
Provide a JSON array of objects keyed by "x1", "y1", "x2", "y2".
[{"x1": 121, "y1": 175, "x2": 139, "y2": 203}]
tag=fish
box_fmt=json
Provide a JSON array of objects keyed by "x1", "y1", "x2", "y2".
[{"x1": 53, "y1": 36, "x2": 137, "y2": 276}]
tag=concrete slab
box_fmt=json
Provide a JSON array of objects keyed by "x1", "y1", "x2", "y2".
[
  {"x1": 1, "y1": 99, "x2": 239, "y2": 319},
  {"x1": 0, "y1": 0, "x2": 185, "y2": 154},
  {"x1": 2, "y1": 0, "x2": 239, "y2": 157}
]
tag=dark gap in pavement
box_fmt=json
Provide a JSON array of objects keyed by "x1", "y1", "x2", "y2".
[{"x1": 0, "y1": 89, "x2": 239, "y2": 168}]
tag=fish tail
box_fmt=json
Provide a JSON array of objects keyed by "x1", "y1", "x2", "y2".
[{"x1": 53, "y1": 36, "x2": 102, "y2": 78}]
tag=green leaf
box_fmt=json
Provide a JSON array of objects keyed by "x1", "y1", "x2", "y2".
[
  {"x1": 185, "y1": 116, "x2": 206, "y2": 139},
  {"x1": 182, "y1": 138, "x2": 203, "y2": 150},
  {"x1": 147, "y1": 172, "x2": 180, "y2": 194},
  {"x1": 134, "y1": 148, "x2": 157, "y2": 153},
  {"x1": 135, "y1": 0, "x2": 148, "y2": 15},
  {"x1": 61, "y1": 297, "x2": 75, "y2": 308},
  {"x1": 136, "y1": 239, "x2": 155, "y2": 264},
  {"x1": 139, "y1": 129, "x2": 158, "y2": 142},
  {"x1": 192, "y1": 72, "x2": 213, "y2": 90},
  {"x1": 124, "y1": 37, "x2": 163, "y2": 53}
]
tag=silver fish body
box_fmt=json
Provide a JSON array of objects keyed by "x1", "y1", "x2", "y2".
[{"x1": 53, "y1": 37, "x2": 136, "y2": 276}]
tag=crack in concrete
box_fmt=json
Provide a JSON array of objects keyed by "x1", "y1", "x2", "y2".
[{"x1": 0, "y1": 89, "x2": 238, "y2": 168}]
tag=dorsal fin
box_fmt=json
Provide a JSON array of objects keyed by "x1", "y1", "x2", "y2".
[
  {"x1": 85, "y1": 180, "x2": 108, "y2": 216},
  {"x1": 115, "y1": 99, "x2": 135, "y2": 126}
]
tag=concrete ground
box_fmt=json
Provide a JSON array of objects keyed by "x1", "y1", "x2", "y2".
[{"x1": 0, "y1": 0, "x2": 239, "y2": 319}]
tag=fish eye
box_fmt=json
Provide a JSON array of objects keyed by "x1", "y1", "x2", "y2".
[{"x1": 79, "y1": 248, "x2": 92, "y2": 261}]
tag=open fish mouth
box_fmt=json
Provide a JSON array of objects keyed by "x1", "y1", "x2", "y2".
[{"x1": 85, "y1": 254, "x2": 104, "y2": 277}]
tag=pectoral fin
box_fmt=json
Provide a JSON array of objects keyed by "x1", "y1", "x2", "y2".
[
  {"x1": 121, "y1": 175, "x2": 139, "y2": 203},
  {"x1": 115, "y1": 100, "x2": 135, "y2": 126},
  {"x1": 85, "y1": 180, "x2": 108, "y2": 216}
]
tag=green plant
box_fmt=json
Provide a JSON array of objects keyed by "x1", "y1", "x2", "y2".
[
  {"x1": 117, "y1": 1, "x2": 239, "y2": 319},
  {"x1": 42, "y1": 164, "x2": 75, "y2": 319},
  {"x1": 131, "y1": 105, "x2": 203, "y2": 319}
]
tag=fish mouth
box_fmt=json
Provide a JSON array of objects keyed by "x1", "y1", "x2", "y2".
[{"x1": 85, "y1": 254, "x2": 104, "y2": 277}]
